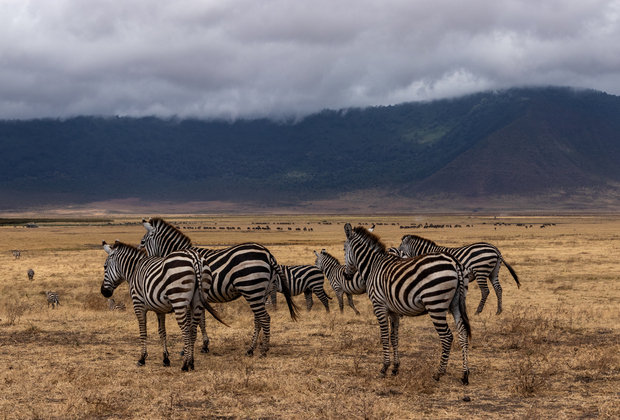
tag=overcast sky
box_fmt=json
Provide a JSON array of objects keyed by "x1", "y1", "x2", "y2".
[{"x1": 2, "y1": 0, "x2": 620, "y2": 120}]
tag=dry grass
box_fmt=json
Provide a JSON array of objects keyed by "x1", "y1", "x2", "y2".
[{"x1": 1, "y1": 213, "x2": 620, "y2": 419}]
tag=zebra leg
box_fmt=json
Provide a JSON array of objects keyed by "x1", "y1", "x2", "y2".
[
  {"x1": 450, "y1": 295, "x2": 470, "y2": 385},
  {"x1": 314, "y1": 288, "x2": 330, "y2": 313},
  {"x1": 174, "y1": 306, "x2": 194, "y2": 372},
  {"x1": 246, "y1": 302, "x2": 271, "y2": 357},
  {"x1": 431, "y1": 314, "x2": 453, "y2": 381},
  {"x1": 136, "y1": 310, "x2": 148, "y2": 366},
  {"x1": 389, "y1": 312, "x2": 400, "y2": 376},
  {"x1": 156, "y1": 313, "x2": 170, "y2": 367},
  {"x1": 346, "y1": 293, "x2": 360, "y2": 315},
  {"x1": 199, "y1": 310, "x2": 210, "y2": 354},
  {"x1": 336, "y1": 289, "x2": 345, "y2": 313},
  {"x1": 489, "y1": 259, "x2": 503, "y2": 315},
  {"x1": 304, "y1": 290, "x2": 314, "y2": 311},
  {"x1": 373, "y1": 305, "x2": 391, "y2": 377},
  {"x1": 474, "y1": 274, "x2": 490, "y2": 315}
]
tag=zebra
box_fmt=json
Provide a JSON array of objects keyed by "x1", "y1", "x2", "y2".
[
  {"x1": 343, "y1": 223, "x2": 471, "y2": 383},
  {"x1": 386, "y1": 247, "x2": 402, "y2": 257},
  {"x1": 27, "y1": 268, "x2": 35, "y2": 281},
  {"x1": 138, "y1": 217, "x2": 299, "y2": 357},
  {"x1": 46, "y1": 291, "x2": 60, "y2": 309},
  {"x1": 101, "y1": 240, "x2": 227, "y2": 371},
  {"x1": 313, "y1": 249, "x2": 366, "y2": 315},
  {"x1": 108, "y1": 298, "x2": 126, "y2": 311},
  {"x1": 13, "y1": 250, "x2": 20, "y2": 259},
  {"x1": 398, "y1": 235, "x2": 520, "y2": 315},
  {"x1": 267, "y1": 265, "x2": 331, "y2": 312}
]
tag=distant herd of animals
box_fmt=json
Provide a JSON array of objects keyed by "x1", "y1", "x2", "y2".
[{"x1": 11, "y1": 217, "x2": 527, "y2": 383}]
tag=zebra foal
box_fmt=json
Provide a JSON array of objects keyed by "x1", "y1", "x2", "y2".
[
  {"x1": 267, "y1": 265, "x2": 331, "y2": 312},
  {"x1": 313, "y1": 249, "x2": 365, "y2": 315},
  {"x1": 398, "y1": 235, "x2": 520, "y2": 315},
  {"x1": 343, "y1": 224, "x2": 471, "y2": 383},
  {"x1": 139, "y1": 217, "x2": 298, "y2": 357},
  {"x1": 101, "y1": 240, "x2": 227, "y2": 371},
  {"x1": 27, "y1": 269, "x2": 35, "y2": 281},
  {"x1": 108, "y1": 298, "x2": 126, "y2": 311}
]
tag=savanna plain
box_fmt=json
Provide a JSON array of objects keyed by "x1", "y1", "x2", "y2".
[{"x1": 1, "y1": 213, "x2": 619, "y2": 419}]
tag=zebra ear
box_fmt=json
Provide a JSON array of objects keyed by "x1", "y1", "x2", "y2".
[
  {"x1": 314, "y1": 250, "x2": 319, "y2": 257},
  {"x1": 369, "y1": 224, "x2": 375, "y2": 233},
  {"x1": 103, "y1": 241, "x2": 112, "y2": 254},
  {"x1": 143, "y1": 219, "x2": 154, "y2": 232},
  {"x1": 344, "y1": 223, "x2": 353, "y2": 239}
]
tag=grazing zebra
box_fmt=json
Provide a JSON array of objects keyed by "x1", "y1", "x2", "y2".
[
  {"x1": 27, "y1": 268, "x2": 35, "y2": 281},
  {"x1": 108, "y1": 298, "x2": 126, "y2": 311},
  {"x1": 313, "y1": 249, "x2": 366, "y2": 315},
  {"x1": 101, "y1": 240, "x2": 227, "y2": 371},
  {"x1": 398, "y1": 235, "x2": 520, "y2": 315},
  {"x1": 267, "y1": 265, "x2": 331, "y2": 312},
  {"x1": 13, "y1": 250, "x2": 20, "y2": 259},
  {"x1": 139, "y1": 217, "x2": 299, "y2": 357},
  {"x1": 343, "y1": 223, "x2": 471, "y2": 383},
  {"x1": 46, "y1": 291, "x2": 60, "y2": 309}
]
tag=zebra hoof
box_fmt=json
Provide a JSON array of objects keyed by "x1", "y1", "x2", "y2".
[
  {"x1": 246, "y1": 349, "x2": 254, "y2": 357},
  {"x1": 432, "y1": 373, "x2": 442, "y2": 382},
  {"x1": 179, "y1": 350, "x2": 185, "y2": 356},
  {"x1": 137, "y1": 360, "x2": 145, "y2": 367},
  {"x1": 495, "y1": 309, "x2": 503, "y2": 316},
  {"x1": 461, "y1": 371, "x2": 470, "y2": 385},
  {"x1": 163, "y1": 359, "x2": 170, "y2": 367},
  {"x1": 201, "y1": 343, "x2": 209, "y2": 354},
  {"x1": 392, "y1": 365, "x2": 399, "y2": 376}
]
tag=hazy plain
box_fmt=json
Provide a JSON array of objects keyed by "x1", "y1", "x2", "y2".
[{"x1": 1, "y1": 213, "x2": 619, "y2": 419}]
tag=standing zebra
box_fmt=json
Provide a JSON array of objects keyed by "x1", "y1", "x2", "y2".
[
  {"x1": 101, "y1": 240, "x2": 227, "y2": 371},
  {"x1": 139, "y1": 217, "x2": 299, "y2": 357},
  {"x1": 27, "y1": 268, "x2": 35, "y2": 281},
  {"x1": 46, "y1": 291, "x2": 60, "y2": 308},
  {"x1": 13, "y1": 250, "x2": 20, "y2": 259},
  {"x1": 108, "y1": 298, "x2": 126, "y2": 311},
  {"x1": 398, "y1": 235, "x2": 520, "y2": 315},
  {"x1": 313, "y1": 249, "x2": 366, "y2": 315},
  {"x1": 267, "y1": 265, "x2": 331, "y2": 312},
  {"x1": 343, "y1": 224, "x2": 471, "y2": 383}
]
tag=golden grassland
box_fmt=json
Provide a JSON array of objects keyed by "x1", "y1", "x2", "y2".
[{"x1": 1, "y1": 213, "x2": 619, "y2": 419}]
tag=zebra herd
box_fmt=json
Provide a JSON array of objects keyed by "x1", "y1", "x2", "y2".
[{"x1": 99, "y1": 217, "x2": 519, "y2": 382}]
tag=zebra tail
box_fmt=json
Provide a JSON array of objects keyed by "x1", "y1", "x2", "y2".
[
  {"x1": 195, "y1": 256, "x2": 230, "y2": 328},
  {"x1": 502, "y1": 258, "x2": 521, "y2": 288},
  {"x1": 457, "y1": 264, "x2": 471, "y2": 339},
  {"x1": 271, "y1": 256, "x2": 299, "y2": 322}
]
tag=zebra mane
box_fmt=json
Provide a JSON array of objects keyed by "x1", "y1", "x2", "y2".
[
  {"x1": 150, "y1": 217, "x2": 193, "y2": 246},
  {"x1": 402, "y1": 234, "x2": 436, "y2": 247},
  {"x1": 321, "y1": 250, "x2": 341, "y2": 265},
  {"x1": 354, "y1": 226, "x2": 387, "y2": 254},
  {"x1": 112, "y1": 241, "x2": 148, "y2": 257}
]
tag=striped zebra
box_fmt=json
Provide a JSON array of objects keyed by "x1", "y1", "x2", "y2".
[
  {"x1": 313, "y1": 249, "x2": 366, "y2": 315},
  {"x1": 343, "y1": 224, "x2": 471, "y2": 383},
  {"x1": 139, "y1": 217, "x2": 299, "y2": 357},
  {"x1": 13, "y1": 250, "x2": 20, "y2": 259},
  {"x1": 46, "y1": 291, "x2": 60, "y2": 308},
  {"x1": 398, "y1": 235, "x2": 520, "y2": 315},
  {"x1": 108, "y1": 298, "x2": 126, "y2": 311},
  {"x1": 267, "y1": 265, "x2": 331, "y2": 312},
  {"x1": 101, "y1": 240, "x2": 227, "y2": 371},
  {"x1": 27, "y1": 268, "x2": 35, "y2": 281}
]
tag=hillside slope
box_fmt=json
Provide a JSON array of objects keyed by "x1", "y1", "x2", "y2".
[{"x1": 1, "y1": 87, "x2": 619, "y2": 211}]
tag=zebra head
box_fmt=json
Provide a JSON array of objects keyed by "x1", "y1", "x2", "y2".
[
  {"x1": 343, "y1": 223, "x2": 357, "y2": 280},
  {"x1": 138, "y1": 217, "x2": 192, "y2": 257},
  {"x1": 101, "y1": 240, "x2": 129, "y2": 298},
  {"x1": 398, "y1": 235, "x2": 428, "y2": 258}
]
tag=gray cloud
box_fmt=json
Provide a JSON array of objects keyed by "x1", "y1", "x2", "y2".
[{"x1": 1, "y1": 0, "x2": 619, "y2": 120}]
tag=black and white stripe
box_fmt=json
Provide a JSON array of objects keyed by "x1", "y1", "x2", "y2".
[
  {"x1": 344, "y1": 224, "x2": 471, "y2": 383},
  {"x1": 108, "y1": 298, "x2": 126, "y2": 311},
  {"x1": 46, "y1": 291, "x2": 60, "y2": 308},
  {"x1": 13, "y1": 250, "x2": 20, "y2": 259},
  {"x1": 100, "y1": 240, "x2": 226, "y2": 371},
  {"x1": 313, "y1": 249, "x2": 366, "y2": 315},
  {"x1": 267, "y1": 265, "x2": 331, "y2": 312},
  {"x1": 139, "y1": 218, "x2": 299, "y2": 357},
  {"x1": 398, "y1": 235, "x2": 520, "y2": 315}
]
